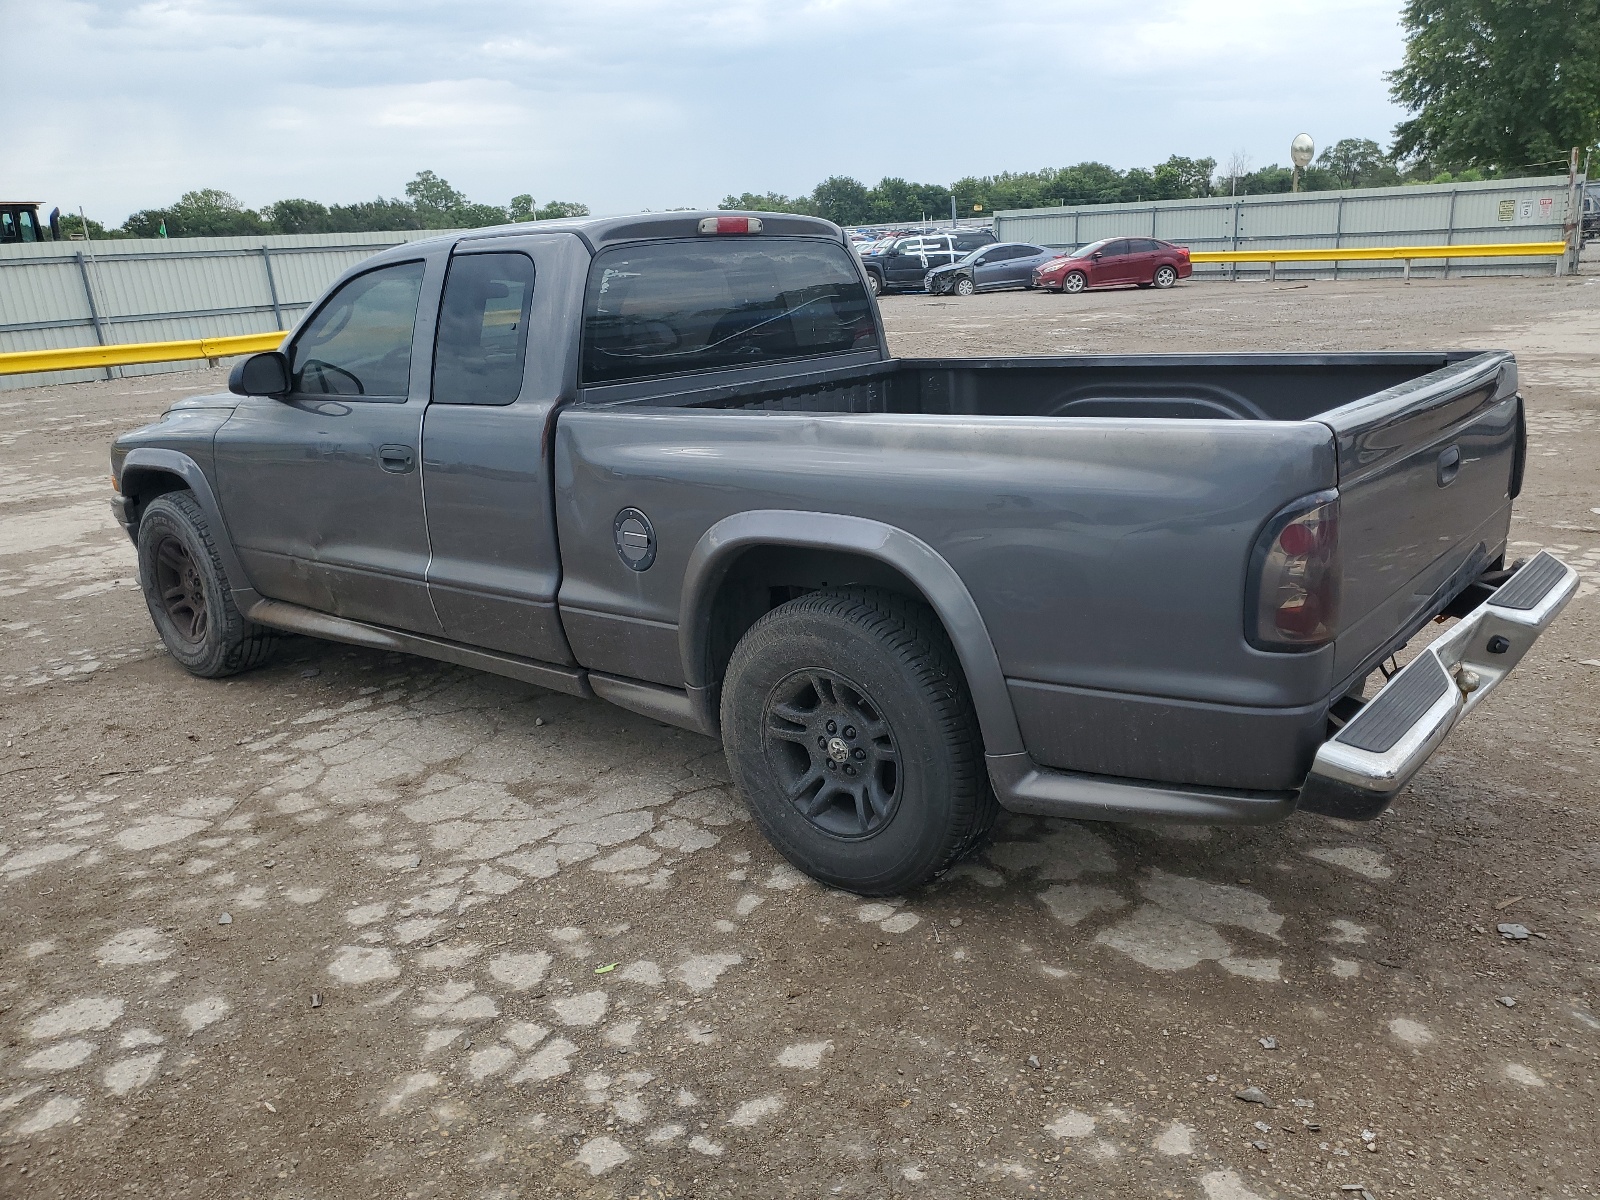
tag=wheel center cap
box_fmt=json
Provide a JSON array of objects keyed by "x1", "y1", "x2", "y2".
[{"x1": 826, "y1": 736, "x2": 850, "y2": 763}]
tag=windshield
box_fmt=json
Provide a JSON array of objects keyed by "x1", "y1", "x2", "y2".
[{"x1": 1067, "y1": 239, "x2": 1111, "y2": 259}]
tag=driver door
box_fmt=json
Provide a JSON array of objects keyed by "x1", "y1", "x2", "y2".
[
  {"x1": 213, "y1": 252, "x2": 446, "y2": 634},
  {"x1": 969, "y1": 246, "x2": 1006, "y2": 290}
]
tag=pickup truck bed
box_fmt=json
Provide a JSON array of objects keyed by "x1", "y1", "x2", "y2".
[{"x1": 110, "y1": 211, "x2": 1577, "y2": 894}]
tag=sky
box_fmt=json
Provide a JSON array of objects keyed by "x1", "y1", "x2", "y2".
[{"x1": 4, "y1": 1, "x2": 1413, "y2": 223}]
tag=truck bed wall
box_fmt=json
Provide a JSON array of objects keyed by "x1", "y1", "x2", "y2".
[{"x1": 660, "y1": 353, "x2": 1479, "y2": 422}]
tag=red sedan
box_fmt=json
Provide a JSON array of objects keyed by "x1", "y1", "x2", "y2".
[{"x1": 1032, "y1": 237, "x2": 1192, "y2": 293}]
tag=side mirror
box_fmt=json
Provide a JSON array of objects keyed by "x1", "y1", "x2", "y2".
[
  {"x1": 1092, "y1": 251, "x2": 1103, "y2": 259},
  {"x1": 229, "y1": 350, "x2": 291, "y2": 398}
]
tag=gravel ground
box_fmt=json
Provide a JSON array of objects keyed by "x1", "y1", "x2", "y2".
[{"x1": 2, "y1": 268, "x2": 1598, "y2": 1200}]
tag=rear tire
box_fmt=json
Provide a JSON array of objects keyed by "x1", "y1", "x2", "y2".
[
  {"x1": 1153, "y1": 264, "x2": 1178, "y2": 289},
  {"x1": 137, "y1": 492, "x2": 278, "y2": 678},
  {"x1": 1062, "y1": 271, "x2": 1087, "y2": 294},
  {"x1": 721, "y1": 588, "x2": 997, "y2": 895}
]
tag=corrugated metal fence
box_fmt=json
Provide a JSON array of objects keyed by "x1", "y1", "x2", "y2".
[
  {"x1": 0, "y1": 229, "x2": 456, "y2": 391},
  {"x1": 995, "y1": 175, "x2": 1578, "y2": 280}
]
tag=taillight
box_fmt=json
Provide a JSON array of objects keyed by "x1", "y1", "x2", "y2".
[
  {"x1": 699, "y1": 216, "x2": 763, "y2": 235},
  {"x1": 1247, "y1": 491, "x2": 1340, "y2": 652}
]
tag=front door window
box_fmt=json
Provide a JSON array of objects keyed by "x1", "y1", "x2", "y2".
[{"x1": 290, "y1": 262, "x2": 426, "y2": 399}]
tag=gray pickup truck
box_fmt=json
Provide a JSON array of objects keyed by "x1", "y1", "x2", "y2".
[{"x1": 111, "y1": 211, "x2": 1577, "y2": 894}]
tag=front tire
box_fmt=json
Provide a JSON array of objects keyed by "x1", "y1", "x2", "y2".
[
  {"x1": 865, "y1": 272, "x2": 883, "y2": 297},
  {"x1": 137, "y1": 492, "x2": 278, "y2": 678},
  {"x1": 954, "y1": 276, "x2": 976, "y2": 297},
  {"x1": 1062, "y1": 271, "x2": 1087, "y2": 294},
  {"x1": 1153, "y1": 264, "x2": 1178, "y2": 289},
  {"x1": 721, "y1": 588, "x2": 997, "y2": 895}
]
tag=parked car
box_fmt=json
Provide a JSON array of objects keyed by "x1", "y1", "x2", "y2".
[
  {"x1": 1034, "y1": 237, "x2": 1192, "y2": 293},
  {"x1": 860, "y1": 229, "x2": 998, "y2": 295},
  {"x1": 926, "y1": 242, "x2": 1058, "y2": 296},
  {"x1": 111, "y1": 210, "x2": 1574, "y2": 896}
]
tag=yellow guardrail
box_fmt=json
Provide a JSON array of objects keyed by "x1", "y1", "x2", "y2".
[
  {"x1": 0, "y1": 331, "x2": 286, "y2": 377},
  {"x1": 1191, "y1": 241, "x2": 1567, "y2": 263}
]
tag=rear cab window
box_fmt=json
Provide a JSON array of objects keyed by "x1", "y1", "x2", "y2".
[
  {"x1": 432, "y1": 252, "x2": 535, "y2": 406},
  {"x1": 580, "y1": 238, "x2": 880, "y2": 387}
]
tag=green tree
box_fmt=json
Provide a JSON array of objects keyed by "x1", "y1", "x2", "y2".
[
  {"x1": 404, "y1": 170, "x2": 467, "y2": 224},
  {"x1": 1151, "y1": 155, "x2": 1217, "y2": 199},
  {"x1": 1315, "y1": 138, "x2": 1401, "y2": 188},
  {"x1": 509, "y1": 194, "x2": 536, "y2": 222},
  {"x1": 262, "y1": 199, "x2": 333, "y2": 234},
  {"x1": 1388, "y1": 0, "x2": 1600, "y2": 172},
  {"x1": 327, "y1": 198, "x2": 426, "y2": 231},
  {"x1": 122, "y1": 188, "x2": 264, "y2": 237},
  {"x1": 720, "y1": 191, "x2": 815, "y2": 214},
  {"x1": 56, "y1": 211, "x2": 120, "y2": 240},
  {"x1": 809, "y1": 176, "x2": 874, "y2": 226},
  {"x1": 535, "y1": 201, "x2": 590, "y2": 220}
]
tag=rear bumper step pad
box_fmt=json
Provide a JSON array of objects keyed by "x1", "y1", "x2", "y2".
[{"x1": 1302, "y1": 551, "x2": 1577, "y2": 819}]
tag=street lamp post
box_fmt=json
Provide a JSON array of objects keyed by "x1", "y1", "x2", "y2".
[{"x1": 1291, "y1": 134, "x2": 1314, "y2": 193}]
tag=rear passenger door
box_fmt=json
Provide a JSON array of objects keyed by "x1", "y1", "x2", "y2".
[
  {"x1": 1126, "y1": 238, "x2": 1160, "y2": 283},
  {"x1": 421, "y1": 238, "x2": 578, "y2": 665},
  {"x1": 1001, "y1": 245, "x2": 1045, "y2": 286}
]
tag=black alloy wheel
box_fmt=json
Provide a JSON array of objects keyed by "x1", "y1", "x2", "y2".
[
  {"x1": 151, "y1": 533, "x2": 209, "y2": 646},
  {"x1": 763, "y1": 669, "x2": 901, "y2": 839},
  {"x1": 136, "y1": 491, "x2": 278, "y2": 678},
  {"x1": 720, "y1": 587, "x2": 999, "y2": 895}
]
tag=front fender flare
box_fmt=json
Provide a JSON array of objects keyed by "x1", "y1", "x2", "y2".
[
  {"x1": 678, "y1": 510, "x2": 1025, "y2": 756},
  {"x1": 119, "y1": 447, "x2": 256, "y2": 600}
]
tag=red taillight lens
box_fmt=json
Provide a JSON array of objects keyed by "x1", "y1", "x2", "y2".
[
  {"x1": 1248, "y1": 492, "x2": 1341, "y2": 651},
  {"x1": 699, "y1": 216, "x2": 763, "y2": 235}
]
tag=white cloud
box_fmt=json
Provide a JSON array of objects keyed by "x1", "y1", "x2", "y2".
[{"x1": 5, "y1": 0, "x2": 1409, "y2": 222}]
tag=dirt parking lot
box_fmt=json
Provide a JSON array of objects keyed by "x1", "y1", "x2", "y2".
[{"x1": 2, "y1": 270, "x2": 1598, "y2": 1200}]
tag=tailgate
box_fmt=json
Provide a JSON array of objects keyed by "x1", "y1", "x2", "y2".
[{"x1": 1322, "y1": 351, "x2": 1522, "y2": 685}]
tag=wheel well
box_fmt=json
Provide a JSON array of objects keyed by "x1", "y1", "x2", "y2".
[
  {"x1": 703, "y1": 546, "x2": 941, "y2": 698},
  {"x1": 119, "y1": 469, "x2": 190, "y2": 530}
]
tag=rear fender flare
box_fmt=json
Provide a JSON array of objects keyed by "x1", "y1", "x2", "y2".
[
  {"x1": 679, "y1": 510, "x2": 1024, "y2": 756},
  {"x1": 120, "y1": 447, "x2": 256, "y2": 599}
]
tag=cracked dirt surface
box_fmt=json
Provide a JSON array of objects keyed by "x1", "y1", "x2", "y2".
[{"x1": 2, "y1": 272, "x2": 1598, "y2": 1199}]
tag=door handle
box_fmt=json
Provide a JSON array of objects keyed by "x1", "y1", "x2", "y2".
[
  {"x1": 1436, "y1": 444, "x2": 1461, "y2": 486},
  {"x1": 378, "y1": 444, "x2": 415, "y2": 473}
]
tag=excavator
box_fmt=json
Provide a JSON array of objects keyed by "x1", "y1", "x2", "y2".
[{"x1": 0, "y1": 201, "x2": 61, "y2": 244}]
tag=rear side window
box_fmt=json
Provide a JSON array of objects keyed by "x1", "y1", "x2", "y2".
[
  {"x1": 432, "y1": 252, "x2": 535, "y2": 406},
  {"x1": 581, "y1": 239, "x2": 880, "y2": 386},
  {"x1": 291, "y1": 261, "x2": 425, "y2": 399}
]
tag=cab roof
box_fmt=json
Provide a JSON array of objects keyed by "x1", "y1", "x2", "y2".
[{"x1": 456, "y1": 210, "x2": 845, "y2": 252}]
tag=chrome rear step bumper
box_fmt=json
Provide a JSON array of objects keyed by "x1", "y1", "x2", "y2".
[{"x1": 1301, "y1": 551, "x2": 1578, "y2": 819}]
